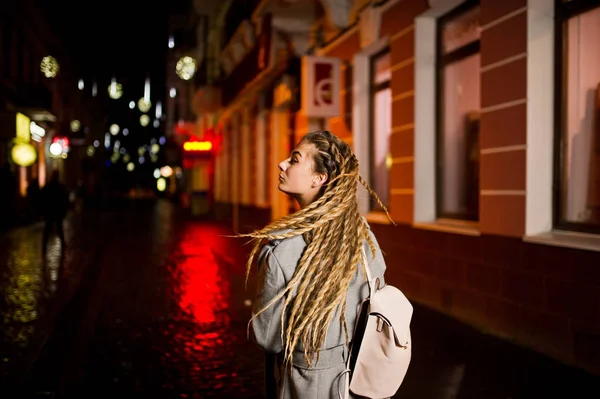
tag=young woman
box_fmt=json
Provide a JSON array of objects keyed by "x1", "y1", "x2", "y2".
[{"x1": 241, "y1": 130, "x2": 392, "y2": 398}]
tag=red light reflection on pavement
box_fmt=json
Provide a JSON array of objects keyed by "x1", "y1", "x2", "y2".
[{"x1": 176, "y1": 225, "x2": 230, "y2": 325}]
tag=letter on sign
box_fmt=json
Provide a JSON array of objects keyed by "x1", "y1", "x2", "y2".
[{"x1": 301, "y1": 56, "x2": 341, "y2": 118}]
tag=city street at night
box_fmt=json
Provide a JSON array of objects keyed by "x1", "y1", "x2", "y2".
[
  {"x1": 1, "y1": 199, "x2": 599, "y2": 399},
  {"x1": 3, "y1": 0, "x2": 600, "y2": 397}
]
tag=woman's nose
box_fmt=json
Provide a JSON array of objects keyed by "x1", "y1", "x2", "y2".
[{"x1": 279, "y1": 160, "x2": 287, "y2": 171}]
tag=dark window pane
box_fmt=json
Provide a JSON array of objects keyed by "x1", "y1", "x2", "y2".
[
  {"x1": 559, "y1": 7, "x2": 600, "y2": 226},
  {"x1": 437, "y1": 4, "x2": 481, "y2": 221}
]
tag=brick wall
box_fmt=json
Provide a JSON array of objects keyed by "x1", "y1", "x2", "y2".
[
  {"x1": 372, "y1": 222, "x2": 600, "y2": 374},
  {"x1": 386, "y1": 0, "x2": 428, "y2": 224},
  {"x1": 372, "y1": 0, "x2": 599, "y2": 374},
  {"x1": 479, "y1": 0, "x2": 527, "y2": 236}
]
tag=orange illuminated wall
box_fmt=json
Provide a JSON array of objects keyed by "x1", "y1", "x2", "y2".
[
  {"x1": 478, "y1": 0, "x2": 527, "y2": 236},
  {"x1": 320, "y1": 30, "x2": 360, "y2": 148},
  {"x1": 224, "y1": 119, "x2": 232, "y2": 202},
  {"x1": 386, "y1": 0, "x2": 428, "y2": 224},
  {"x1": 265, "y1": 111, "x2": 272, "y2": 206},
  {"x1": 249, "y1": 107, "x2": 257, "y2": 205}
]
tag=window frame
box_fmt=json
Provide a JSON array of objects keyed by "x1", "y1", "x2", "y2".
[
  {"x1": 435, "y1": 0, "x2": 481, "y2": 221},
  {"x1": 553, "y1": 0, "x2": 600, "y2": 234},
  {"x1": 368, "y1": 47, "x2": 391, "y2": 211}
]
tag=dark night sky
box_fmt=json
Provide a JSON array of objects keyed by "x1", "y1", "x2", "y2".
[
  {"x1": 32, "y1": 0, "x2": 192, "y2": 185},
  {"x1": 35, "y1": 0, "x2": 192, "y2": 100}
]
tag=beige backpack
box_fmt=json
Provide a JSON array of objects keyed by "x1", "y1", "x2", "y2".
[{"x1": 341, "y1": 247, "x2": 413, "y2": 399}]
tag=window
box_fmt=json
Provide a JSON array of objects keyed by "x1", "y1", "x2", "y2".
[
  {"x1": 555, "y1": 0, "x2": 600, "y2": 233},
  {"x1": 436, "y1": 0, "x2": 481, "y2": 221},
  {"x1": 369, "y1": 49, "x2": 391, "y2": 210}
]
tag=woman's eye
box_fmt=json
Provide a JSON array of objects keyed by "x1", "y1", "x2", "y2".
[{"x1": 290, "y1": 158, "x2": 297, "y2": 164}]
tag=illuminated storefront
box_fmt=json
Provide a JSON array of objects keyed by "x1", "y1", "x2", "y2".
[{"x1": 182, "y1": 136, "x2": 215, "y2": 216}]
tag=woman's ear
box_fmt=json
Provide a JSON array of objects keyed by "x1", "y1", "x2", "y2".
[{"x1": 312, "y1": 173, "x2": 328, "y2": 188}]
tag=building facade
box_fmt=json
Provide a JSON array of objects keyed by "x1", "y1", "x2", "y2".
[
  {"x1": 0, "y1": 0, "x2": 103, "y2": 226},
  {"x1": 198, "y1": 0, "x2": 600, "y2": 375}
]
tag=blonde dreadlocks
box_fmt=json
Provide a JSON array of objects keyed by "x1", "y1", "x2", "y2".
[{"x1": 240, "y1": 130, "x2": 393, "y2": 369}]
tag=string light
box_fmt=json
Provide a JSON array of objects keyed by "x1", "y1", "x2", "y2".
[
  {"x1": 108, "y1": 77, "x2": 123, "y2": 99},
  {"x1": 176, "y1": 56, "x2": 196, "y2": 80},
  {"x1": 40, "y1": 56, "x2": 59, "y2": 78}
]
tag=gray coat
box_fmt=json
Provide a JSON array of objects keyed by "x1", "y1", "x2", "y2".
[{"x1": 250, "y1": 224, "x2": 387, "y2": 399}]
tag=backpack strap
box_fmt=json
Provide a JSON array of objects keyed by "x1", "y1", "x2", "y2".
[
  {"x1": 337, "y1": 246, "x2": 376, "y2": 399},
  {"x1": 338, "y1": 368, "x2": 350, "y2": 399},
  {"x1": 361, "y1": 246, "x2": 374, "y2": 297}
]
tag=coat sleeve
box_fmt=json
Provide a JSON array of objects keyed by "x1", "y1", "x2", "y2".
[{"x1": 250, "y1": 244, "x2": 286, "y2": 354}]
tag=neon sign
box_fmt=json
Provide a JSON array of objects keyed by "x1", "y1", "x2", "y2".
[{"x1": 183, "y1": 141, "x2": 212, "y2": 152}]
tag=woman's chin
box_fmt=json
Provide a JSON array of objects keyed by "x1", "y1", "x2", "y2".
[{"x1": 278, "y1": 184, "x2": 297, "y2": 196}]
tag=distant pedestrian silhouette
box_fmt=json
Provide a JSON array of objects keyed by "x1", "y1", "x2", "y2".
[{"x1": 41, "y1": 170, "x2": 68, "y2": 253}]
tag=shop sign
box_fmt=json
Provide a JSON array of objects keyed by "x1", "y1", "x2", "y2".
[
  {"x1": 301, "y1": 56, "x2": 341, "y2": 118},
  {"x1": 30, "y1": 121, "x2": 46, "y2": 142},
  {"x1": 184, "y1": 141, "x2": 212, "y2": 152},
  {"x1": 16, "y1": 112, "x2": 31, "y2": 142}
]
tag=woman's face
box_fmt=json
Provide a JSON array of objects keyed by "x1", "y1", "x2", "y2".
[{"x1": 278, "y1": 141, "x2": 326, "y2": 206}]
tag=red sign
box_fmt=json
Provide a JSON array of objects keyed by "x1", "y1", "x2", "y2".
[
  {"x1": 52, "y1": 135, "x2": 70, "y2": 149},
  {"x1": 301, "y1": 56, "x2": 341, "y2": 118}
]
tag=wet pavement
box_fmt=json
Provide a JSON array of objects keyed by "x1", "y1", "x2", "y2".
[
  {"x1": 1, "y1": 199, "x2": 599, "y2": 399},
  {"x1": 15, "y1": 200, "x2": 265, "y2": 399},
  {"x1": 0, "y1": 209, "x2": 115, "y2": 394}
]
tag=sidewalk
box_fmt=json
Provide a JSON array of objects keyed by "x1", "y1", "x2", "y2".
[
  {"x1": 0, "y1": 208, "x2": 115, "y2": 395},
  {"x1": 399, "y1": 304, "x2": 600, "y2": 398},
  {"x1": 3, "y1": 199, "x2": 599, "y2": 399}
]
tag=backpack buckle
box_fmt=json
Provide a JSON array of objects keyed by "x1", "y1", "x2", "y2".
[{"x1": 376, "y1": 317, "x2": 383, "y2": 332}]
